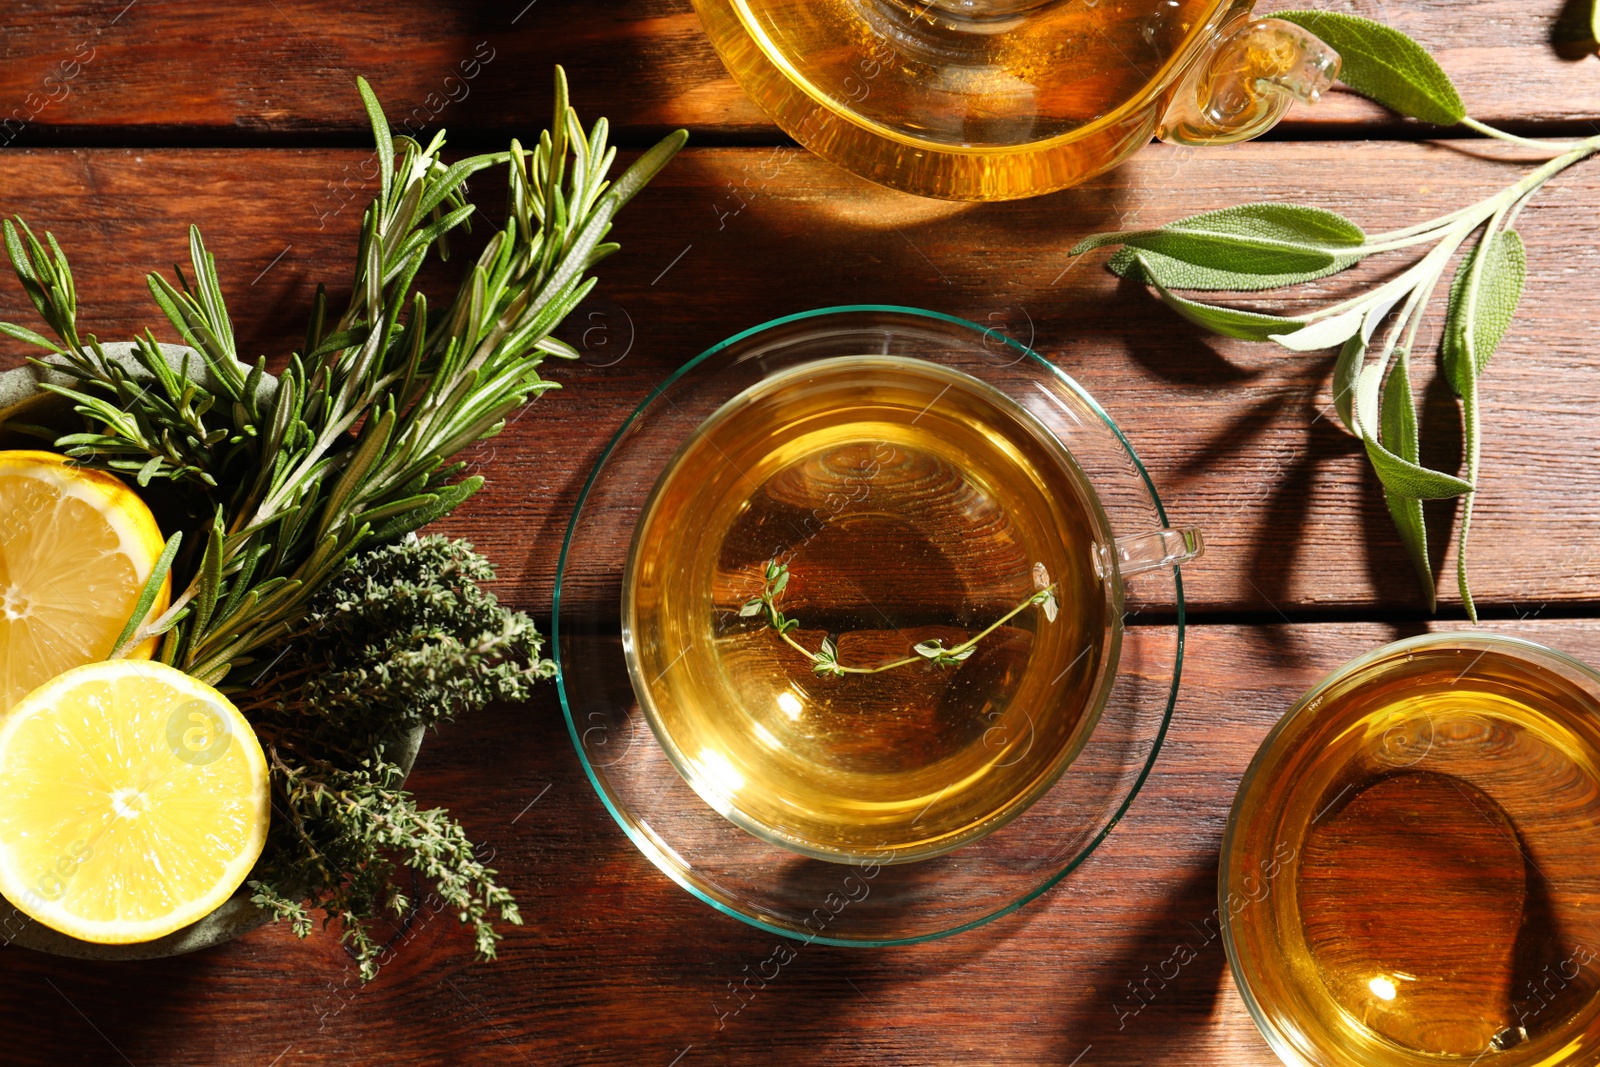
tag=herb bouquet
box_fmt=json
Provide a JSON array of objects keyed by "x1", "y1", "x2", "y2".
[{"x1": 0, "y1": 70, "x2": 684, "y2": 976}]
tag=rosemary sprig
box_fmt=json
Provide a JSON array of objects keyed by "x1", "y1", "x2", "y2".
[
  {"x1": 741, "y1": 559, "x2": 1059, "y2": 677},
  {"x1": 1069, "y1": 13, "x2": 1594, "y2": 620},
  {"x1": 1, "y1": 68, "x2": 686, "y2": 685},
  {"x1": 0, "y1": 72, "x2": 682, "y2": 971}
]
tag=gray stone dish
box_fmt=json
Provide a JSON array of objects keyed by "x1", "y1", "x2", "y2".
[{"x1": 0, "y1": 342, "x2": 424, "y2": 959}]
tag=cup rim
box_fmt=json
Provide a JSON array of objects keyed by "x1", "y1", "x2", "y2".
[
  {"x1": 1218, "y1": 630, "x2": 1600, "y2": 1065},
  {"x1": 553, "y1": 304, "x2": 1189, "y2": 946},
  {"x1": 618, "y1": 351, "x2": 1125, "y2": 864}
]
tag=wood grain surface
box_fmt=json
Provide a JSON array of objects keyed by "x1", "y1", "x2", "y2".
[
  {"x1": 0, "y1": 0, "x2": 1595, "y2": 144},
  {"x1": 2, "y1": 1, "x2": 1599, "y2": 1064},
  {"x1": 2, "y1": 141, "x2": 1596, "y2": 617},
  {"x1": 0, "y1": 618, "x2": 1593, "y2": 1066}
]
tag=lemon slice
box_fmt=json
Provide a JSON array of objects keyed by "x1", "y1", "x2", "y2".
[
  {"x1": 0, "y1": 450, "x2": 169, "y2": 713},
  {"x1": 0, "y1": 660, "x2": 270, "y2": 943}
]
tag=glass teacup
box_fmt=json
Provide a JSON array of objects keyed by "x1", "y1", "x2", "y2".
[
  {"x1": 621, "y1": 321, "x2": 1202, "y2": 864},
  {"x1": 557, "y1": 306, "x2": 1200, "y2": 941}
]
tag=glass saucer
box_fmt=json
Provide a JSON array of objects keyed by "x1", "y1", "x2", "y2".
[{"x1": 555, "y1": 305, "x2": 1187, "y2": 945}]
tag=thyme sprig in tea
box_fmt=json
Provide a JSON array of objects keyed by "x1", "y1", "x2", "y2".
[
  {"x1": 742, "y1": 559, "x2": 1060, "y2": 677},
  {"x1": 1070, "y1": 13, "x2": 1596, "y2": 620}
]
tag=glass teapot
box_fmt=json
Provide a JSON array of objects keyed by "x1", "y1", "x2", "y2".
[{"x1": 689, "y1": 0, "x2": 1341, "y2": 200}]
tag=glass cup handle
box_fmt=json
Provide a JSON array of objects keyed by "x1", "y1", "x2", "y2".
[{"x1": 1103, "y1": 527, "x2": 1204, "y2": 579}]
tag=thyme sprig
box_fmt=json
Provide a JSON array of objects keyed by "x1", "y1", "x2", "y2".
[
  {"x1": 1069, "y1": 13, "x2": 1594, "y2": 620},
  {"x1": 741, "y1": 559, "x2": 1059, "y2": 677},
  {"x1": 244, "y1": 535, "x2": 550, "y2": 978},
  {"x1": 1, "y1": 67, "x2": 685, "y2": 685}
]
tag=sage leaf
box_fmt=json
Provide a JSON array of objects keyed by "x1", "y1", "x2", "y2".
[
  {"x1": 1332, "y1": 334, "x2": 1365, "y2": 435},
  {"x1": 1363, "y1": 432, "x2": 1472, "y2": 500},
  {"x1": 1109, "y1": 246, "x2": 1363, "y2": 292},
  {"x1": 1270, "y1": 308, "x2": 1365, "y2": 352},
  {"x1": 1378, "y1": 353, "x2": 1435, "y2": 606},
  {"x1": 1443, "y1": 228, "x2": 1526, "y2": 395},
  {"x1": 1440, "y1": 227, "x2": 1520, "y2": 624},
  {"x1": 1072, "y1": 203, "x2": 1365, "y2": 275},
  {"x1": 1275, "y1": 12, "x2": 1466, "y2": 126},
  {"x1": 1143, "y1": 267, "x2": 1306, "y2": 342}
]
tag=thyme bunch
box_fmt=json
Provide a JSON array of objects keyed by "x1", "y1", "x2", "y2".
[{"x1": 243, "y1": 535, "x2": 547, "y2": 977}]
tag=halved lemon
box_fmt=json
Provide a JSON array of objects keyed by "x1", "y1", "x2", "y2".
[
  {"x1": 0, "y1": 450, "x2": 169, "y2": 712},
  {"x1": 0, "y1": 660, "x2": 270, "y2": 943}
]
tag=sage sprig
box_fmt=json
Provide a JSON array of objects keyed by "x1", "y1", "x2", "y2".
[
  {"x1": 742, "y1": 560, "x2": 1059, "y2": 676},
  {"x1": 1071, "y1": 13, "x2": 1598, "y2": 619}
]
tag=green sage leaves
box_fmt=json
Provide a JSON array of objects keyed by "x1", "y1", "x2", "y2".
[
  {"x1": 1441, "y1": 224, "x2": 1527, "y2": 619},
  {"x1": 1443, "y1": 229, "x2": 1527, "y2": 394},
  {"x1": 1379, "y1": 353, "x2": 1434, "y2": 607},
  {"x1": 1069, "y1": 17, "x2": 1600, "y2": 619},
  {"x1": 1275, "y1": 11, "x2": 1467, "y2": 125},
  {"x1": 1071, "y1": 203, "x2": 1365, "y2": 276},
  {"x1": 1139, "y1": 267, "x2": 1304, "y2": 342}
]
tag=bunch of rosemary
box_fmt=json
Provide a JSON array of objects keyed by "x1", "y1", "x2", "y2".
[
  {"x1": 1070, "y1": 13, "x2": 1597, "y2": 619},
  {"x1": 0, "y1": 69, "x2": 684, "y2": 973}
]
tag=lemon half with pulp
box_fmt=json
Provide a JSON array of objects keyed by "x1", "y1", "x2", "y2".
[
  {"x1": 0, "y1": 450, "x2": 169, "y2": 712},
  {"x1": 0, "y1": 660, "x2": 270, "y2": 943}
]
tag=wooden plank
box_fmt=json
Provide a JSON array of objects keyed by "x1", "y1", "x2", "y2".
[
  {"x1": 1, "y1": 617, "x2": 1597, "y2": 1065},
  {"x1": 0, "y1": 0, "x2": 1594, "y2": 146},
  {"x1": 0, "y1": 141, "x2": 1597, "y2": 617}
]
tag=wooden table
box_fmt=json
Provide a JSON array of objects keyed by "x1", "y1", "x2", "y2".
[{"x1": 1, "y1": 2, "x2": 1598, "y2": 1064}]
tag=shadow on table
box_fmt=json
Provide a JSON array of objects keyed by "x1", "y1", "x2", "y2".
[
  {"x1": 1046, "y1": 863, "x2": 1233, "y2": 1064},
  {"x1": 1550, "y1": 0, "x2": 1600, "y2": 60}
]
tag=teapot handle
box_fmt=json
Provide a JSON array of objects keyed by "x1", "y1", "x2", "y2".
[{"x1": 1158, "y1": 14, "x2": 1340, "y2": 146}]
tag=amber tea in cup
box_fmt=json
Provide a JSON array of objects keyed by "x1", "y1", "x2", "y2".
[
  {"x1": 1224, "y1": 634, "x2": 1600, "y2": 1067},
  {"x1": 623, "y1": 356, "x2": 1128, "y2": 863},
  {"x1": 689, "y1": 0, "x2": 1342, "y2": 199}
]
